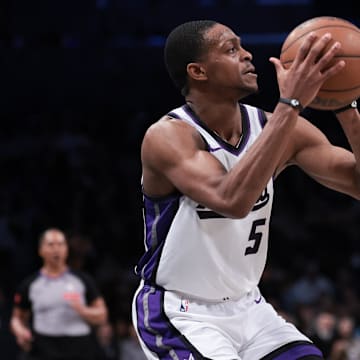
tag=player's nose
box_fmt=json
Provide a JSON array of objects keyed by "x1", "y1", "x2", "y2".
[{"x1": 240, "y1": 47, "x2": 253, "y2": 61}]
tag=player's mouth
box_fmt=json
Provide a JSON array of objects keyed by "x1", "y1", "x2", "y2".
[{"x1": 243, "y1": 66, "x2": 257, "y2": 77}]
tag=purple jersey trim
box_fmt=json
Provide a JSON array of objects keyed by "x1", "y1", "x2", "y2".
[
  {"x1": 135, "y1": 193, "x2": 180, "y2": 282},
  {"x1": 257, "y1": 108, "x2": 268, "y2": 128},
  {"x1": 209, "y1": 146, "x2": 222, "y2": 153},
  {"x1": 182, "y1": 103, "x2": 251, "y2": 156},
  {"x1": 167, "y1": 111, "x2": 181, "y2": 119}
]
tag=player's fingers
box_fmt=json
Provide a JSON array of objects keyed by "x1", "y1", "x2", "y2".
[
  {"x1": 292, "y1": 31, "x2": 318, "y2": 65},
  {"x1": 305, "y1": 33, "x2": 335, "y2": 65},
  {"x1": 269, "y1": 57, "x2": 283, "y2": 73},
  {"x1": 321, "y1": 59, "x2": 345, "y2": 81},
  {"x1": 315, "y1": 40, "x2": 342, "y2": 70}
]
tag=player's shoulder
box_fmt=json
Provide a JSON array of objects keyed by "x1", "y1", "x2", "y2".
[
  {"x1": 147, "y1": 113, "x2": 193, "y2": 134},
  {"x1": 143, "y1": 111, "x2": 201, "y2": 150}
]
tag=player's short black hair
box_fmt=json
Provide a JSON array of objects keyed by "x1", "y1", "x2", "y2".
[{"x1": 164, "y1": 20, "x2": 217, "y2": 96}]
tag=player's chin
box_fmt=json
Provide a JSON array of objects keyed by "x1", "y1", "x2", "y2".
[{"x1": 239, "y1": 83, "x2": 258, "y2": 97}]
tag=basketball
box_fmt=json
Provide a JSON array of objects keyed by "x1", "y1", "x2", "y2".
[{"x1": 280, "y1": 16, "x2": 360, "y2": 110}]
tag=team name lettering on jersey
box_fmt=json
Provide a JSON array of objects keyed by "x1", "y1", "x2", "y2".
[
  {"x1": 196, "y1": 186, "x2": 269, "y2": 219},
  {"x1": 195, "y1": 204, "x2": 225, "y2": 219},
  {"x1": 252, "y1": 186, "x2": 269, "y2": 211}
]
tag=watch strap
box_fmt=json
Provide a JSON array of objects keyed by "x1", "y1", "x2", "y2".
[
  {"x1": 333, "y1": 100, "x2": 357, "y2": 114},
  {"x1": 279, "y1": 97, "x2": 303, "y2": 112}
]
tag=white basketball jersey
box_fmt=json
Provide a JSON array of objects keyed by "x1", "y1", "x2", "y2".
[{"x1": 136, "y1": 103, "x2": 274, "y2": 301}]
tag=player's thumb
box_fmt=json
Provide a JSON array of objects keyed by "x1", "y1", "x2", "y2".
[{"x1": 269, "y1": 57, "x2": 283, "y2": 72}]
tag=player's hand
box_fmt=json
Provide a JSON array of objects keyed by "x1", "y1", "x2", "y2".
[
  {"x1": 269, "y1": 32, "x2": 345, "y2": 109},
  {"x1": 15, "y1": 327, "x2": 33, "y2": 352}
]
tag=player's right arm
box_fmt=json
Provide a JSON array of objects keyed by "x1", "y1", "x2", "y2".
[
  {"x1": 10, "y1": 307, "x2": 33, "y2": 352},
  {"x1": 142, "y1": 109, "x2": 297, "y2": 219}
]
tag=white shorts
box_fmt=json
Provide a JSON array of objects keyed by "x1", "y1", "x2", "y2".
[{"x1": 132, "y1": 282, "x2": 323, "y2": 360}]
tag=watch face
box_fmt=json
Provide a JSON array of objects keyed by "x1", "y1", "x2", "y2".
[{"x1": 291, "y1": 99, "x2": 299, "y2": 107}]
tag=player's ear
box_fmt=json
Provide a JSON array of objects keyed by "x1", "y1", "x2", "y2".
[{"x1": 187, "y1": 63, "x2": 207, "y2": 81}]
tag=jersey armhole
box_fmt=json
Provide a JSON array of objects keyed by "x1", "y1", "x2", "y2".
[
  {"x1": 257, "y1": 108, "x2": 268, "y2": 128},
  {"x1": 199, "y1": 134, "x2": 210, "y2": 152},
  {"x1": 167, "y1": 111, "x2": 181, "y2": 119}
]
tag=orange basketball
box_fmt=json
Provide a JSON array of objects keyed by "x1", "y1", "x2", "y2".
[{"x1": 280, "y1": 16, "x2": 360, "y2": 110}]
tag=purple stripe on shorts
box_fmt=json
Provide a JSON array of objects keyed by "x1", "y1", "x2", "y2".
[
  {"x1": 271, "y1": 344, "x2": 322, "y2": 360},
  {"x1": 135, "y1": 285, "x2": 196, "y2": 359}
]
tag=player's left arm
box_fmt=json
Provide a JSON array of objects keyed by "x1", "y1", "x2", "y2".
[{"x1": 286, "y1": 108, "x2": 360, "y2": 199}]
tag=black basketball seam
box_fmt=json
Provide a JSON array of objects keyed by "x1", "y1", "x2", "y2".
[
  {"x1": 318, "y1": 84, "x2": 360, "y2": 92},
  {"x1": 282, "y1": 55, "x2": 360, "y2": 65},
  {"x1": 282, "y1": 55, "x2": 360, "y2": 70},
  {"x1": 281, "y1": 52, "x2": 360, "y2": 93},
  {"x1": 281, "y1": 25, "x2": 360, "y2": 54}
]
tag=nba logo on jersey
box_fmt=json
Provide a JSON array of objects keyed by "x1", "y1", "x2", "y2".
[{"x1": 180, "y1": 299, "x2": 189, "y2": 312}]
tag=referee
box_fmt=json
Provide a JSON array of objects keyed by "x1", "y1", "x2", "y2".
[{"x1": 10, "y1": 228, "x2": 108, "y2": 360}]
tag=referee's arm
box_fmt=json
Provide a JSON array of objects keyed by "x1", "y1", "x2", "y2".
[
  {"x1": 10, "y1": 307, "x2": 33, "y2": 351},
  {"x1": 68, "y1": 296, "x2": 108, "y2": 326}
]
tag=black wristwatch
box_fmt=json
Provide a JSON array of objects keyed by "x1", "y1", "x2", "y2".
[
  {"x1": 333, "y1": 100, "x2": 358, "y2": 114},
  {"x1": 279, "y1": 97, "x2": 303, "y2": 112}
]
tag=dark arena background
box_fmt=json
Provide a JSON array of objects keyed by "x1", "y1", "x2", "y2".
[{"x1": 0, "y1": 1, "x2": 359, "y2": 359}]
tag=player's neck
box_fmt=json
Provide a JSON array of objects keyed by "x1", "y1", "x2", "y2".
[{"x1": 185, "y1": 97, "x2": 243, "y2": 143}]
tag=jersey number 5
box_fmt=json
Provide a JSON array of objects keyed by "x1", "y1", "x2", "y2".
[{"x1": 245, "y1": 218, "x2": 266, "y2": 255}]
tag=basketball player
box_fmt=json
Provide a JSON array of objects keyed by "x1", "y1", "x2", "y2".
[
  {"x1": 132, "y1": 20, "x2": 360, "y2": 360},
  {"x1": 10, "y1": 228, "x2": 108, "y2": 360}
]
